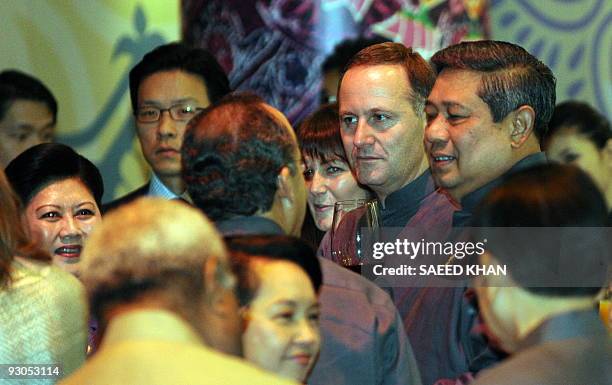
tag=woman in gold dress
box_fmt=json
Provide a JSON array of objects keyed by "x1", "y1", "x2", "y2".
[{"x1": 0, "y1": 169, "x2": 88, "y2": 379}]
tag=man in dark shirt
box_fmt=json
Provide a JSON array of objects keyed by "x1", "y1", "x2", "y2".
[
  {"x1": 401, "y1": 40, "x2": 556, "y2": 385},
  {"x1": 335, "y1": 42, "x2": 455, "y2": 228},
  {"x1": 181, "y1": 92, "x2": 422, "y2": 385},
  {"x1": 318, "y1": 41, "x2": 456, "y2": 264},
  {"x1": 323, "y1": 40, "x2": 556, "y2": 384},
  {"x1": 425, "y1": 40, "x2": 555, "y2": 226},
  {"x1": 319, "y1": 42, "x2": 478, "y2": 385},
  {"x1": 103, "y1": 42, "x2": 230, "y2": 212},
  {"x1": 470, "y1": 164, "x2": 610, "y2": 385}
]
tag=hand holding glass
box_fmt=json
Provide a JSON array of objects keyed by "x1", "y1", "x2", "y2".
[{"x1": 330, "y1": 199, "x2": 380, "y2": 271}]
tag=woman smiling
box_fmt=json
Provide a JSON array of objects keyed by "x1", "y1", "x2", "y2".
[
  {"x1": 5, "y1": 143, "x2": 103, "y2": 276},
  {"x1": 227, "y1": 235, "x2": 322, "y2": 384},
  {"x1": 298, "y1": 103, "x2": 371, "y2": 248},
  {"x1": 0, "y1": 168, "x2": 87, "y2": 374}
]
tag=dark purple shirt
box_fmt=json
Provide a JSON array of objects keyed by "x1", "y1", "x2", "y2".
[
  {"x1": 318, "y1": 170, "x2": 504, "y2": 385},
  {"x1": 217, "y1": 216, "x2": 422, "y2": 385}
]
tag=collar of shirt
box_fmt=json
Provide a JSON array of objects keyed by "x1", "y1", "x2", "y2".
[
  {"x1": 148, "y1": 173, "x2": 184, "y2": 200},
  {"x1": 380, "y1": 169, "x2": 436, "y2": 226},
  {"x1": 453, "y1": 152, "x2": 548, "y2": 227}
]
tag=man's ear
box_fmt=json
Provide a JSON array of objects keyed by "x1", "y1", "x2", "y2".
[
  {"x1": 203, "y1": 256, "x2": 221, "y2": 303},
  {"x1": 239, "y1": 306, "x2": 251, "y2": 332},
  {"x1": 202, "y1": 256, "x2": 236, "y2": 315},
  {"x1": 509, "y1": 105, "x2": 535, "y2": 148},
  {"x1": 276, "y1": 166, "x2": 294, "y2": 203}
]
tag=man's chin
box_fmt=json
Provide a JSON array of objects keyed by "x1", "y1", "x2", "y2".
[
  {"x1": 356, "y1": 170, "x2": 385, "y2": 188},
  {"x1": 431, "y1": 172, "x2": 459, "y2": 190},
  {"x1": 152, "y1": 164, "x2": 182, "y2": 178}
]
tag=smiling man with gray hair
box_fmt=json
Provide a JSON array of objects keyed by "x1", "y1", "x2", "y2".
[{"x1": 60, "y1": 198, "x2": 296, "y2": 385}]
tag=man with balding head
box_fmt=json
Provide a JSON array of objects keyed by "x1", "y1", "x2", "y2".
[
  {"x1": 182, "y1": 92, "x2": 421, "y2": 385},
  {"x1": 183, "y1": 93, "x2": 306, "y2": 237},
  {"x1": 60, "y1": 198, "x2": 295, "y2": 385}
]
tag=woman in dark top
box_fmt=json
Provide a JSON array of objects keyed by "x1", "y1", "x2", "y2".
[{"x1": 297, "y1": 103, "x2": 371, "y2": 248}]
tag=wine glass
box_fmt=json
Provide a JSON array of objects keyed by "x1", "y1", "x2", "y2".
[{"x1": 330, "y1": 199, "x2": 380, "y2": 272}]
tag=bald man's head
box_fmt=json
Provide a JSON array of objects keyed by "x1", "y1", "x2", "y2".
[{"x1": 81, "y1": 197, "x2": 242, "y2": 355}]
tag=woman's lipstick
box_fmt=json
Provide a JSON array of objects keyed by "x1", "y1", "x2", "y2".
[{"x1": 54, "y1": 245, "x2": 82, "y2": 260}]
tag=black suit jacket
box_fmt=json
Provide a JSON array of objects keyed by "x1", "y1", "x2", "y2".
[
  {"x1": 101, "y1": 183, "x2": 149, "y2": 214},
  {"x1": 472, "y1": 310, "x2": 610, "y2": 385}
]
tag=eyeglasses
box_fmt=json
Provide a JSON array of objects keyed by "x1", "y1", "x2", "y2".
[{"x1": 136, "y1": 104, "x2": 205, "y2": 123}]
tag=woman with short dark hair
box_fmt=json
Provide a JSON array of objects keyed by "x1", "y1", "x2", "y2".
[
  {"x1": 0, "y1": 168, "x2": 87, "y2": 375},
  {"x1": 5, "y1": 142, "x2": 103, "y2": 275},
  {"x1": 298, "y1": 103, "x2": 371, "y2": 247},
  {"x1": 227, "y1": 235, "x2": 322, "y2": 384}
]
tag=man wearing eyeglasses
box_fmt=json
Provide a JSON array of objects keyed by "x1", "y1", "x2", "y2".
[{"x1": 103, "y1": 42, "x2": 231, "y2": 213}]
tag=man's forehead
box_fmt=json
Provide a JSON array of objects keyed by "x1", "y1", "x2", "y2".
[
  {"x1": 428, "y1": 68, "x2": 483, "y2": 105},
  {"x1": 138, "y1": 69, "x2": 210, "y2": 105},
  {"x1": 1, "y1": 99, "x2": 55, "y2": 126},
  {"x1": 433, "y1": 68, "x2": 482, "y2": 91},
  {"x1": 343, "y1": 64, "x2": 409, "y2": 91},
  {"x1": 339, "y1": 64, "x2": 412, "y2": 109}
]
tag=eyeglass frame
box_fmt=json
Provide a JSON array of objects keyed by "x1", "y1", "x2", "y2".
[{"x1": 135, "y1": 103, "x2": 205, "y2": 123}]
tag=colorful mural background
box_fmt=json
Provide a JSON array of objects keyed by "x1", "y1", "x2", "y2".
[
  {"x1": 182, "y1": 0, "x2": 490, "y2": 124},
  {"x1": 490, "y1": 0, "x2": 611, "y2": 121},
  {"x1": 0, "y1": 0, "x2": 179, "y2": 202},
  {"x1": 1, "y1": 1, "x2": 609, "y2": 201}
]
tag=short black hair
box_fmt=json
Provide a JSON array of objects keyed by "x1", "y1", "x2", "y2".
[
  {"x1": 129, "y1": 42, "x2": 231, "y2": 113},
  {"x1": 431, "y1": 40, "x2": 556, "y2": 142},
  {"x1": 0, "y1": 70, "x2": 57, "y2": 124},
  {"x1": 297, "y1": 103, "x2": 346, "y2": 163},
  {"x1": 225, "y1": 235, "x2": 322, "y2": 306},
  {"x1": 182, "y1": 92, "x2": 297, "y2": 221},
  {"x1": 472, "y1": 164, "x2": 609, "y2": 297},
  {"x1": 544, "y1": 101, "x2": 611, "y2": 149},
  {"x1": 5, "y1": 143, "x2": 104, "y2": 208}
]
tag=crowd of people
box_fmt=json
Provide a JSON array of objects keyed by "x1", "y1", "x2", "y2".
[{"x1": 0, "y1": 36, "x2": 610, "y2": 385}]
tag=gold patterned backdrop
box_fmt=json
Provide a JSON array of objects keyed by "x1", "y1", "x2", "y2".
[
  {"x1": 2, "y1": 1, "x2": 609, "y2": 202},
  {"x1": 0, "y1": 0, "x2": 179, "y2": 202}
]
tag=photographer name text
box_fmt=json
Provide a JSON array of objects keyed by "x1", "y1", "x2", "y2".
[{"x1": 372, "y1": 264, "x2": 507, "y2": 277}]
